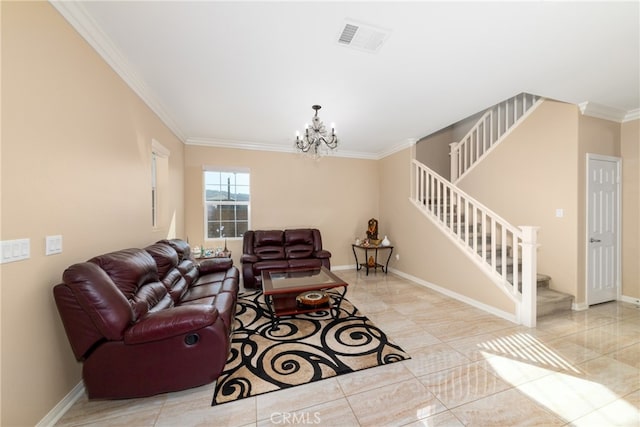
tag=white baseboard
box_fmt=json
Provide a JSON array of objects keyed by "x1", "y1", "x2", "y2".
[
  {"x1": 574, "y1": 295, "x2": 640, "y2": 311},
  {"x1": 388, "y1": 267, "x2": 519, "y2": 324},
  {"x1": 330, "y1": 264, "x2": 355, "y2": 271},
  {"x1": 36, "y1": 381, "x2": 85, "y2": 427},
  {"x1": 573, "y1": 302, "x2": 589, "y2": 311},
  {"x1": 620, "y1": 294, "x2": 640, "y2": 306}
]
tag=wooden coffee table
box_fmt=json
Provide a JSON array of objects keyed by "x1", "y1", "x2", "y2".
[{"x1": 262, "y1": 267, "x2": 348, "y2": 331}]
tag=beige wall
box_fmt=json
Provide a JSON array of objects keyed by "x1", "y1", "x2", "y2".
[
  {"x1": 457, "y1": 100, "x2": 581, "y2": 301},
  {"x1": 379, "y1": 147, "x2": 516, "y2": 315},
  {"x1": 621, "y1": 119, "x2": 640, "y2": 299},
  {"x1": 415, "y1": 127, "x2": 452, "y2": 179},
  {"x1": 1, "y1": 2, "x2": 185, "y2": 425},
  {"x1": 184, "y1": 146, "x2": 379, "y2": 269}
]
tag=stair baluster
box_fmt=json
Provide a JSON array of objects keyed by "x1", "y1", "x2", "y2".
[
  {"x1": 450, "y1": 93, "x2": 542, "y2": 183},
  {"x1": 411, "y1": 159, "x2": 539, "y2": 326}
]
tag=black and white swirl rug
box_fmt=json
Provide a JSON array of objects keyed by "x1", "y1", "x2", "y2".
[{"x1": 212, "y1": 290, "x2": 410, "y2": 405}]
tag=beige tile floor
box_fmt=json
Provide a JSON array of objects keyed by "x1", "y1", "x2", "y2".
[{"x1": 56, "y1": 270, "x2": 640, "y2": 426}]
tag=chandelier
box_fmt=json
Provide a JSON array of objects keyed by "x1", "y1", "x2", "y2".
[{"x1": 295, "y1": 105, "x2": 338, "y2": 157}]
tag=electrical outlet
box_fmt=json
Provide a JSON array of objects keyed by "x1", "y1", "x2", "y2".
[{"x1": 395, "y1": 254, "x2": 400, "y2": 260}]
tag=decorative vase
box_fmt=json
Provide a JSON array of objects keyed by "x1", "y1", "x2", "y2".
[{"x1": 381, "y1": 235, "x2": 391, "y2": 246}]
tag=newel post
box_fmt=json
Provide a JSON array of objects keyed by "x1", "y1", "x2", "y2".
[
  {"x1": 449, "y1": 142, "x2": 459, "y2": 182},
  {"x1": 520, "y1": 226, "x2": 539, "y2": 327}
]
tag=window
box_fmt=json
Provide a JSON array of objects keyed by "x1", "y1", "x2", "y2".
[
  {"x1": 204, "y1": 168, "x2": 250, "y2": 239},
  {"x1": 151, "y1": 152, "x2": 158, "y2": 227},
  {"x1": 151, "y1": 139, "x2": 170, "y2": 229}
]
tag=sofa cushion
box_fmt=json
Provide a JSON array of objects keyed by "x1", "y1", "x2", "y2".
[
  {"x1": 145, "y1": 243, "x2": 189, "y2": 303},
  {"x1": 285, "y1": 244, "x2": 314, "y2": 259},
  {"x1": 287, "y1": 258, "x2": 322, "y2": 269},
  {"x1": 89, "y1": 249, "x2": 170, "y2": 320},
  {"x1": 252, "y1": 260, "x2": 289, "y2": 275},
  {"x1": 254, "y1": 245, "x2": 285, "y2": 260},
  {"x1": 89, "y1": 249, "x2": 158, "y2": 298},
  {"x1": 254, "y1": 230, "x2": 283, "y2": 246},
  {"x1": 180, "y1": 280, "x2": 236, "y2": 302},
  {"x1": 61, "y1": 263, "x2": 134, "y2": 342},
  {"x1": 180, "y1": 292, "x2": 236, "y2": 334},
  {"x1": 124, "y1": 305, "x2": 218, "y2": 344},
  {"x1": 177, "y1": 259, "x2": 199, "y2": 286},
  {"x1": 284, "y1": 229, "x2": 314, "y2": 245},
  {"x1": 162, "y1": 238, "x2": 191, "y2": 261}
]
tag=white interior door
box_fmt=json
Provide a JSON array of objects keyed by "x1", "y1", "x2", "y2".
[{"x1": 587, "y1": 155, "x2": 620, "y2": 306}]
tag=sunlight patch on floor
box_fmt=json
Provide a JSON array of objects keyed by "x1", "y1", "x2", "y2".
[
  {"x1": 478, "y1": 332, "x2": 581, "y2": 374},
  {"x1": 482, "y1": 348, "x2": 639, "y2": 423}
]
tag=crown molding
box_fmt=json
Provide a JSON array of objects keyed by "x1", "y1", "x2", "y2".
[
  {"x1": 578, "y1": 101, "x2": 630, "y2": 123},
  {"x1": 623, "y1": 108, "x2": 640, "y2": 122},
  {"x1": 49, "y1": 1, "x2": 186, "y2": 141},
  {"x1": 185, "y1": 137, "x2": 380, "y2": 160},
  {"x1": 377, "y1": 138, "x2": 417, "y2": 160}
]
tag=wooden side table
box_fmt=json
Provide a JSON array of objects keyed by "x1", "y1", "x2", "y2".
[{"x1": 352, "y1": 244, "x2": 393, "y2": 275}]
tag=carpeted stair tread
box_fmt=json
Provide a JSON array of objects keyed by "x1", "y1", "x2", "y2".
[{"x1": 537, "y1": 287, "x2": 574, "y2": 317}]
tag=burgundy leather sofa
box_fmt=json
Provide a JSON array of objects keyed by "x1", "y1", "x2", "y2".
[
  {"x1": 241, "y1": 228, "x2": 331, "y2": 289},
  {"x1": 53, "y1": 239, "x2": 239, "y2": 399}
]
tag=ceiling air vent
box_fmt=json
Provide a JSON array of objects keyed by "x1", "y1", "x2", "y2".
[{"x1": 337, "y1": 20, "x2": 390, "y2": 54}]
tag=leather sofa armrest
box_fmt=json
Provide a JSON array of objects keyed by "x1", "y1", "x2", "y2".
[
  {"x1": 198, "y1": 258, "x2": 233, "y2": 274},
  {"x1": 124, "y1": 305, "x2": 218, "y2": 344},
  {"x1": 314, "y1": 249, "x2": 331, "y2": 259},
  {"x1": 241, "y1": 254, "x2": 258, "y2": 264}
]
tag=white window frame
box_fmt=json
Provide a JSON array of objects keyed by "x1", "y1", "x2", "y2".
[
  {"x1": 151, "y1": 139, "x2": 170, "y2": 229},
  {"x1": 203, "y1": 166, "x2": 250, "y2": 241}
]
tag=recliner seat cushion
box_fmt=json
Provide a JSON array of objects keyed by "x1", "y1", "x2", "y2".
[
  {"x1": 287, "y1": 258, "x2": 322, "y2": 269},
  {"x1": 254, "y1": 246, "x2": 285, "y2": 260},
  {"x1": 285, "y1": 244, "x2": 313, "y2": 259}
]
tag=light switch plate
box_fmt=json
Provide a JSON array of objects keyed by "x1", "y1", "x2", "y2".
[
  {"x1": 46, "y1": 235, "x2": 63, "y2": 255},
  {"x1": 0, "y1": 238, "x2": 30, "y2": 263}
]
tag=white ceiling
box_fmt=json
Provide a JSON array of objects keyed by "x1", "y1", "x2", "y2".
[{"x1": 53, "y1": 1, "x2": 640, "y2": 159}]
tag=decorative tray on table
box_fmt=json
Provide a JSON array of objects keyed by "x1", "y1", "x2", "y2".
[{"x1": 296, "y1": 291, "x2": 329, "y2": 308}]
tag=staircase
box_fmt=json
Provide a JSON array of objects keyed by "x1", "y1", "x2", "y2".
[
  {"x1": 535, "y1": 274, "x2": 573, "y2": 317},
  {"x1": 411, "y1": 94, "x2": 574, "y2": 325},
  {"x1": 450, "y1": 93, "x2": 541, "y2": 183}
]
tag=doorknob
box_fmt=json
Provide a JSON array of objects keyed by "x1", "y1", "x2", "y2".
[{"x1": 590, "y1": 238, "x2": 601, "y2": 243}]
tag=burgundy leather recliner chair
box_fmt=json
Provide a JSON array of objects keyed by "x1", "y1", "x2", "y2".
[
  {"x1": 53, "y1": 239, "x2": 239, "y2": 399},
  {"x1": 241, "y1": 228, "x2": 331, "y2": 289}
]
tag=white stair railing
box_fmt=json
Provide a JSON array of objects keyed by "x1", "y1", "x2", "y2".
[
  {"x1": 450, "y1": 93, "x2": 542, "y2": 183},
  {"x1": 411, "y1": 159, "x2": 538, "y2": 327}
]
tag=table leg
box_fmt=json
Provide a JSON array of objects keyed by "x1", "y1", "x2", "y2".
[
  {"x1": 365, "y1": 248, "x2": 370, "y2": 275},
  {"x1": 352, "y1": 245, "x2": 361, "y2": 271},
  {"x1": 330, "y1": 286, "x2": 349, "y2": 318},
  {"x1": 383, "y1": 247, "x2": 394, "y2": 273},
  {"x1": 264, "y1": 294, "x2": 280, "y2": 331}
]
